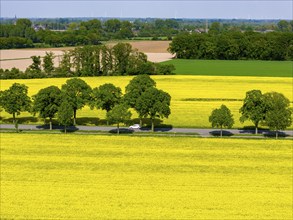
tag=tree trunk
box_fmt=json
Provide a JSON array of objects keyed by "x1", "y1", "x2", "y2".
[
  {"x1": 255, "y1": 123, "x2": 258, "y2": 135},
  {"x1": 139, "y1": 117, "x2": 142, "y2": 127},
  {"x1": 13, "y1": 113, "x2": 18, "y2": 132},
  {"x1": 117, "y1": 123, "x2": 120, "y2": 134},
  {"x1": 220, "y1": 127, "x2": 223, "y2": 137},
  {"x1": 64, "y1": 125, "x2": 67, "y2": 134},
  {"x1": 49, "y1": 117, "x2": 52, "y2": 130},
  {"x1": 12, "y1": 112, "x2": 16, "y2": 125},
  {"x1": 73, "y1": 109, "x2": 77, "y2": 125},
  {"x1": 276, "y1": 130, "x2": 278, "y2": 139},
  {"x1": 151, "y1": 118, "x2": 154, "y2": 132}
]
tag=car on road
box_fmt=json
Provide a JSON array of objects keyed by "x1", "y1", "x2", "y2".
[{"x1": 129, "y1": 124, "x2": 141, "y2": 129}]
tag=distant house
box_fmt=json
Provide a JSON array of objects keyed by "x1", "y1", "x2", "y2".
[
  {"x1": 194, "y1": 28, "x2": 206, "y2": 33},
  {"x1": 33, "y1": 24, "x2": 46, "y2": 31}
]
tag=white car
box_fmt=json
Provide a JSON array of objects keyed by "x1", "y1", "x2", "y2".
[{"x1": 129, "y1": 124, "x2": 141, "y2": 129}]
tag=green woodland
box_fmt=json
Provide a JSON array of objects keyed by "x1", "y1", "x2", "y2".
[{"x1": 168, "y1": 31, "x2": 293, "y2": 61}]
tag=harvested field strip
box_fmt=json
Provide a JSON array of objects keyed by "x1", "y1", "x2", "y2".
[{"x1": 1, "y1": 133, "x2": 292, "y2": 219}]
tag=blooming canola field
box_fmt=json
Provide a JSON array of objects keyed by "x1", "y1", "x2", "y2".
[
  {"x1": 1, "y1": 133, "x2": 292, "y2": 219},
  {"x1": 1, "y1": 75, "x2": 292, "y2": 128}
]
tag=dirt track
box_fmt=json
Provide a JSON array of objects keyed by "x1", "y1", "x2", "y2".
[{"x1": 0, "y1": 41, "x2": 172, "y2": 71}]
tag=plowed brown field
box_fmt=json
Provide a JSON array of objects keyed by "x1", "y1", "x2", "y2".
[{"x1": 0, "y1": 41, "x2": 172, "y2": 71}]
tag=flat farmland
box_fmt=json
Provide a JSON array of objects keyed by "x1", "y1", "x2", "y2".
[
  {"x1": 1, "y1": 133, "x2": 292, "y2": 219},
  {"x1": 1, "y1": 75, "x2": 292, "y2": 128},
  {"x1": 0, "y1": 41, "x2": 172, "y2": 71},
  {"x1": 107, "y1": 40, "x2": 171, "y2": 53}
]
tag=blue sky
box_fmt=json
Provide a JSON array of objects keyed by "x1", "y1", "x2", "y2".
[{"x1": 1, "y1": 1, "x2": 292, "y2": 19}]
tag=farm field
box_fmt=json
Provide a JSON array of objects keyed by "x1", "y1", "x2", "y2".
[
  {"x1": 1, "y1": 133, "x2": 292, "y2": 219},
  {"x1": 162, "y1": 59, "x2": 293, "y2": 77},
  {"x1": 0, "y1": 41, "x2": 172, "y2": 70},
  {"x1": 1, "y1": 75, "x2": 292, "y2": 128}
]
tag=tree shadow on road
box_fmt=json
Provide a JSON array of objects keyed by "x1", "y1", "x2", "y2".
[
  {"x1": 109, "y1": 128, "x2": 134, "y2": 134},
  {"x1": 239, "y1": 126, "x2": 269, "y2": 134},
  {"x1": 209, "y1": 130, "x2": 234, "y2": 137},
  {"x1": 263, "y1": 131, "x2": 289, "y2": 138}
]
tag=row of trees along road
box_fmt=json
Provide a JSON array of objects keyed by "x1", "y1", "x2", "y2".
[
  {"x1": 0, "y1": 75, "x2": 171, "y2": 133},
  {"x1": 0, "y1": 43, "x2": 175, "y2": 79},
  {"x1": 169, "y1": 31, "x2": 293, "y2": 60},
  {"x1": 1, "y1": 81, "x2": 291, "y2": 137},
  {"x1": 209, "y1": 90, "x2": 292, "y2": 138}
]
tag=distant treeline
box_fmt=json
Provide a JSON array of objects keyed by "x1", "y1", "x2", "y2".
[
  {"x1": 0, "y1": 18, "x2": 178, "y2": 49},
  {"x1": 169, "y1": 31, "x2": 293, "y2": 61},
  {"x1": 1, "y1": 18, "x2": 293, "y2": 49},
  {"x1": 0, "y1": 43, "x2": 175, "y2": 79}
]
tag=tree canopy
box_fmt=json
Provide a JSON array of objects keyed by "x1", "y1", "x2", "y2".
[
  {"x1": 239, "y1": 90, "x2": 267, "y2": 134},
  {"x1": 32, "y1": 85, "x2": 61, "y2": 130},
  {"x1": 209, "y1": 104, "x2": 234, "y2": 137},
  {"x1": 0, "y1": 83, "x2": 31, "y2": 130},
  {"x1": 125, "y1": 75, "x2": 156, "y2": 106},
  {"x1": 91, "y1": 83, "x2": 122, "y2": 113},
  {"x1": 106, "y1": 104, "x2": 132, "y2": 134},
  {"x1": 136, "y1": 87, "x2": 171, "y2": 131},
  {"x1": 263, "y1": 92, "x2": 292, "y2": 138},
  {"x1": 61, "y1": 78, "x2": 92, "y2": 125},
  {"x1": 169, "y1": 31, "x2": 293, "y2": 61},
  {"x1": 57, "y1": 101, "x2": 74, "y2": 134}
]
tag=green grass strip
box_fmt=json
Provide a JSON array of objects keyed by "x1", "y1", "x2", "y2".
[{"x1": 161, "y1": 59, "x2": 293, "y2": 77}]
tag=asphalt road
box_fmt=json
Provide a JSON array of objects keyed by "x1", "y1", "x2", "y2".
[{"x1": 1, "y1": 123, "x2": 292, "y2": 138}]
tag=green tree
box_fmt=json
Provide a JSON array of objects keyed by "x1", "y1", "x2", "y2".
[
  {"x1": 32, "y1": 86, "x2": 61, "y2": 130},
  {"x1": 209, "y1": 104, "x2": 234, "y2": 137},
  {"x1": 0, "y1": 83, "x2": 31, "y2": 131},
  {"x1": 104, "y1": 19, "x2": 121, "y2": 33},
  {"x1": 155, "y1": 63, "x2": 175, "y2": 75},
  {"x1": 209, "y1": 22, "x2": 222, "y2": 34},
  {"x1": 124, "y1": 75, "x2": 156, "y2": 126},
  {"x1": 101, "y1": 45, "x2": 114, "y2": 75},
  {"x1": 136, "y1": 87, "x2": 171, "y2": 132},
  {"x1": 61, "y1": 78, "x2": 92, "y2": 125},
  {"x1": 71, "y1": 46, "x2": 101, "y2": 76},
  {"x1": 15, "y1": 18, "x2": 35, "y2": 39},
  {"x1": 80, "y1": 19, "x2": 102, "y2": 31},
  {"x1": 27, "y1": 55, "x2": 42, "y2": 75},
  {"x1": 42, "y1": 52, "x2": 55, "y2": 75},
  {"x1": 263, "y1": 92, "x2": 292, "y2": 138},
  {"x1": 118, "y1": 21, "x2": 134, "y2": 39},
  {"x1": 91, "y1": 83, "x2": 122, "y2": 124},
  {"x1": 106, "y1": 104, "x2": 132, "y2": 134},
  {"x1": 239, "y1": 90, "x2": 267, "y2": 134},
  {"x1": 112, "y1": 43, "x2": 132, "y2": 75},
  {"x1": 277, "y1": 20, "x2": 291, "y2": 32},
  {"x1": 16, "y1": 18, "x2": 32, "y2": 30},
  {"x1": 57, "y1": 51, "x2": 72, "y2": 76},
  {"x1": 57, "y1": 101, "x2": 73, "y2": 134}
]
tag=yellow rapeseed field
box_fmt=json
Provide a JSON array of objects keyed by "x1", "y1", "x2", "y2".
[
  {"x1": 1, "y1": 133, "x2": 292, "y2": 219},
  {"x1": 0, "y1": 76, "x2": 292, "y2": 128}
]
